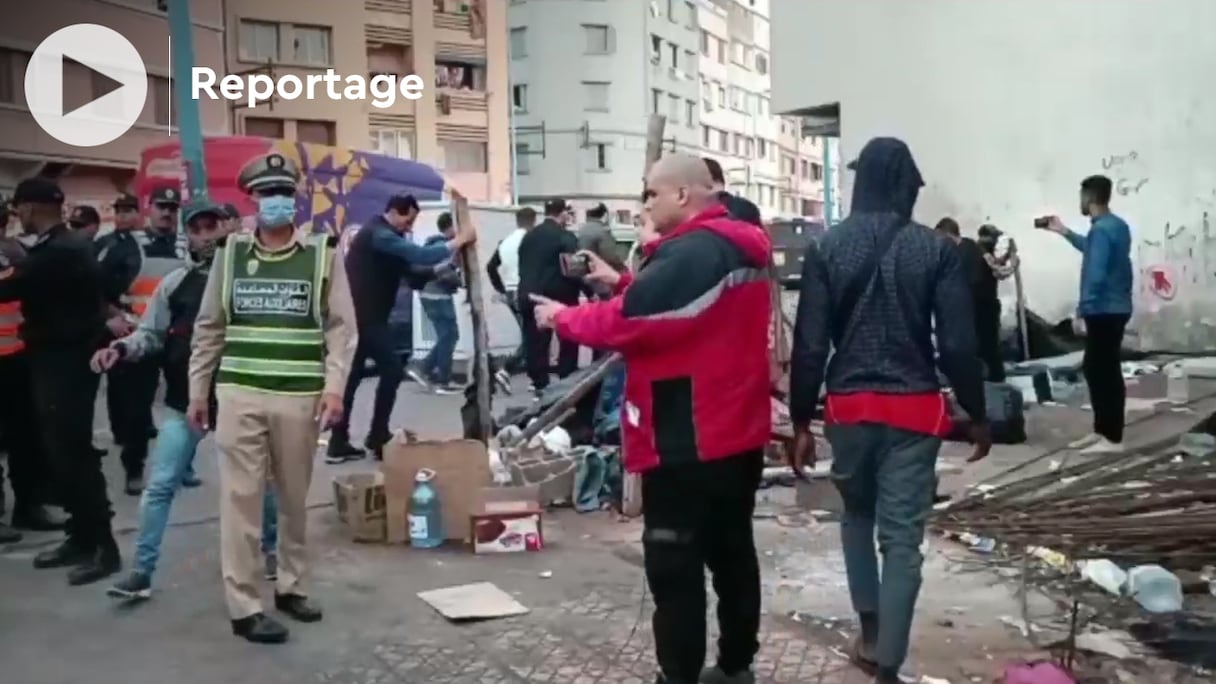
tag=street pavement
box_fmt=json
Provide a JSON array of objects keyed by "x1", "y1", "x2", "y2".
[{"x1": 0, "y1": 368, "x2": 1202, "y2": 683}]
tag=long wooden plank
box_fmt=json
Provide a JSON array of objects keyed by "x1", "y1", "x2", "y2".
[{"x1": 452, "y1": 189, "x2": 493, "y2": 442}]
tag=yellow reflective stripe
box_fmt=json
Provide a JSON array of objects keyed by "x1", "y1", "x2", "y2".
[
  {"x1": 226, "y1": 325, "x2": 324, "y2": 345},
  {"x1": 219, "y1": 356, "x2": 324, "y2": 376},
  {"x1": 312, "y1": 235, "x2": 327, "y2": 321},
  {"x1": 214, "y1": 382, "x2": 324, "y2": 397},
  {"x1": 221, "y1": 241, "x2": 236, "y2": 322}
]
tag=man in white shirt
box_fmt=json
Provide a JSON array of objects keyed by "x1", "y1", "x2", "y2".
[{"x1": 486, "y1": 207, "x2": 536, "y2": 389}]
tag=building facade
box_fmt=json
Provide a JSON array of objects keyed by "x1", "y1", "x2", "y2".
[
  {"x1": 0, "y1": 0, "x2": 227, "y2": 221},
  {"x1": 224, "y1": 0, "x2": 511, "y2": 202},
  {"x1": 770, "y1": 0, "x2": 1216, "y2": 351},
  {"x1": 697, "y1": 0, "x2": 830, "y2": 220},
  {"x1": 507, "y1": 0, "x2": 702, "y2": 222}
]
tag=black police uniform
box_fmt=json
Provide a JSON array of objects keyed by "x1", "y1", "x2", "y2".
[
  {"x1": 0, "y1": 178, "x2": 119, "y2": 585},
  {"x1": 94, "y1": 193, "x2": 143, "y2": 303}
]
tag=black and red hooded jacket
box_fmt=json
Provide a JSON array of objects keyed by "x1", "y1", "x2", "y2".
[{"x1": 553, "y1": 204, "x2": 773, "y2": 474}]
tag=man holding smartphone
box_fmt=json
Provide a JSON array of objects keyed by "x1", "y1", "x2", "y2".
[{"x1": 1039, "y1": 175, "x2": 1133, "y2": 454}]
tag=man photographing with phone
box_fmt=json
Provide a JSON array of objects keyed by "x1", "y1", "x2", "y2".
[{"x1": 1037, "y1": 174, "x2": 1133, "y2": 454}]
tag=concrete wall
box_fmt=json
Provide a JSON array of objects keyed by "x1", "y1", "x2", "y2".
[{"x1": 771, "y1": 0, "x2": 1216, "y2": 352}]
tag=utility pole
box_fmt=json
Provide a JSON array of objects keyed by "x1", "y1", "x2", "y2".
[{"x1": 165, "y1": 0, "x2": 209, "y2": 201}]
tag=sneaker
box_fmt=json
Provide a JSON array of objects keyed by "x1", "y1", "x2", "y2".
[
  {"x1": 264, "y1": 553, "x2": 278, "y2": 582},
  {"x1": 699, "y1": 666, "x2": 755, "y2": 683},
  {"x1": 181, "y1": 468, "x2": 202, "y2": 488},
  {"x1": 107, "y1": 571, "x2": 152, "y2": 600},
  {"x1": 494, "y1": 369, "x2": 513, "y2": 395},
  {"x1": 1080, "y1": 437, "x2": 1124, "y2": 455},
  {"x1": 324, "y1": 438, "x2": 365, "y2": 465},
  {"x1": 124, "y1": 475, "x2": 144, "y2": 496},
  {"x1": 1067, "y1": 433, "x2": 1102, "y2": 449},
  {"x1": 433, "y1": 382, "x2": 463, "y2": 395}
]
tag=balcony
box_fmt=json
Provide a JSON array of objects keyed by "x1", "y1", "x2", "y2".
[
  {"x1": 365, "y1": 0, "x2": 411, "y2": 13},
  {"x1": 435, "y1": 91, "x2": 488, "y2": 128},
  {"x1": 365, "y1": 24, "x2": 413, "y2": 47},
  {"x1": 434, "y1": 11, "x2": 470, "y2": 32}
]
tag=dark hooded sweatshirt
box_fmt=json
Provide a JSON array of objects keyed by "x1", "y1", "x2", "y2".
[{"x1": 788, "y1": 137, "x2": 986, "y2": 434}]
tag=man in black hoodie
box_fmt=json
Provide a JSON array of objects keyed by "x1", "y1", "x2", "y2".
[
  {"x1": 517, "y1": 199, "x2": 580, "y2": 393},
  {"x1": 788, "y1": 138, "x2": 991, "y2": 683}
]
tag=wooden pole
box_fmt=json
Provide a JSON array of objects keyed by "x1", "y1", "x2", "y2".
[
  {"x1": 644, "y1": 114, "x2": 667, "y2": 181},
  {"x1": 1010, "y1": 239, "x2": 1030, "y2": 361},
  {"x1": 453, "y1": 190, "x2": 493, "y2": 442}
]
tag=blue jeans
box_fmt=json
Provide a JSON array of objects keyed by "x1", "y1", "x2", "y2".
[
  {"x1": 420, "y1": 296, "x2": 458, "y2": 384},
  {"x1": 823, "y1": 422, "x2": 941, "y2": 672},
  {"x1": 134, "y1": 409, "x2": 278, "y2": 579}
]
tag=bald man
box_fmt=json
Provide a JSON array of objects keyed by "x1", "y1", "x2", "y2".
[{"x1": 532, "y1": 153, "x2": 774, "y2": 684}]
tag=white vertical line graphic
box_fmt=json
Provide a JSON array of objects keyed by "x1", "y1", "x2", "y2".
[{"x1": 167, "y1": 34, "x2": 172, "y2": 135}]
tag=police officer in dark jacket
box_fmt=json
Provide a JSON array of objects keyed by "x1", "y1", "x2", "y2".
[
  {"x1": 0, "y1": 177, "x2": 119, "y2": 586},
  {"x1": 95, "y1": 193, "x2": 144, "y2": 308},
  {"x1": 68, "y1": 204, "x2": 102, "y2": 242},
  {"x1": 704, "y1": 158, "x2": 763, "y2": 227},
  {"x1": 327, "y1": 195, "x2": 475, "y2": 462},
  {"x1": 517, "y1": 199, "x2": 581, "y2": 392}
]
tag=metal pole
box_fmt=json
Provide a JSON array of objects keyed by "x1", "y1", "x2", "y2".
[
  {"x1": 507, "y1": 71, "x2": 519, "y2": 204},
  {"x1": 167, "y1": 0, "x2": 209, "y2": 202},
  {"x1": 823, "y1": 137, "x2": 835, "y2": 225}
]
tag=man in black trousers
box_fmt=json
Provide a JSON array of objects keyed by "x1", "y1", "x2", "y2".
[
  {"x1": 0, "y1": 178, "x2": 118, "y2": 585},
  {"x1": 517, "y1": 199, "x2": 581, "y2": 396}
]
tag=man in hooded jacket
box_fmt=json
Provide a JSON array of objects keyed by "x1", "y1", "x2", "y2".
[
  {"x1": 788, "y1": 138, "x2": 991, "y2": 683},
  {"x1": 532, "y1": 153, "x2": 773, "y2": 684}
]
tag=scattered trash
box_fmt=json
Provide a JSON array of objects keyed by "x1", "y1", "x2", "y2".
[
  {"x1": 1127, "y1": 564, "x2": 1183, "y2": 613},
  {"x1": 1075, "y1": 629, "x2": 1136, "y2": 660},
  {"x1": 1178, "y1": 431, "x2": 1216, "y2": 458},
  {"x1": 1078, "y1": 558, "x2": 1127, "y2": 596},
  {"x1": 921, "y1": 676, "x2": 952, "y2": 684},
  {"x1": 1166, "y1": 361, "x2": 1189, "y2": 403},
  {"x1": 1121, "y1": 361, "x2": 1159, "y2": 378},
  {"x1": 936, "y1": 618, "x2": 955, "y2": 628},
  {"x1": 538, "y1": 570, "x2": 552, "y2": 579},
  {"x1": 417, "y1": 582, "x2": 529, "y2": 621},
  {"x1": 1002, "y1": 661, "x2": 1075, "y2": 684}
]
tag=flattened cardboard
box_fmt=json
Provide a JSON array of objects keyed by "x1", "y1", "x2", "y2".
[{"x1": 417, "y1": 582, "x2": 529, "y2": 621}]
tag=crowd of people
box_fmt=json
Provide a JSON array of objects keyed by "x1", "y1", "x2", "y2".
[{"x1": 0, "y1": 137, "x2": 1134, "y2": 681}]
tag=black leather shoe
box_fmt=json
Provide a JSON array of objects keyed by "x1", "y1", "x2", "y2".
[
  {"x1": 0, "y1": 522, "x2": 22, "y2": 544},
  {"x1": 124, "y1": 475, "x2": 144, "y2": 496},
  {"x1": 12, "y1": 505, "x2": 66, "y2": 532},
  {"x1": 231, "y1": 613, "x2": 289, "y2": 644},
  {"x1": 33, "y1": 539, "x2": 94, "y2": 569},
  {"x1": 67, "y1": 545, "x2": 121, "y2": 586},
  {"x1": 324, "y1": 438, "x2": 364, "y2": 465},
  {"x1": 274, "y1": 593, "x2": 323, "y2": 622}
]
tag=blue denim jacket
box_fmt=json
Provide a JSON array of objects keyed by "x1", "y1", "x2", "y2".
[{"x1": 1065, "y1": 213, "x2": 1133, "y2": 316}]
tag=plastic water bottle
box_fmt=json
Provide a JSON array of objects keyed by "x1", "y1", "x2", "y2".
[
  {"x1": 408, "y1": 469, "x2": 444, "y2": 548},
  {"x1": 1167, "y1": 364, "x2": 1189, "y2": 404},
  {"x1": 1126, "y1": 564, "x2": 1183, "y2": 613}
]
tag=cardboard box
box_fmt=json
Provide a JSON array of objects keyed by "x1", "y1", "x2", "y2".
[
  {"x1": 332, "y1": 472, "x2": 387, "y2": 542},
  {"x1": 470, "y1": 485, "x2": 544, "y2": 554},
  {"x1": 382, "y1": 436, "x2": 491, "y2": 543}
]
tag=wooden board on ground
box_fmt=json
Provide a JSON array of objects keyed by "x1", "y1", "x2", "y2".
[{"x1": 417, "y1": 582, "x2": 529, "y2": 621}]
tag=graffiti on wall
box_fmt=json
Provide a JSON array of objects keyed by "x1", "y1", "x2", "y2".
[
  {"x1": 1101, "y1": 150, "x2": 1150, "y2": 197},
  {"x1": 1135, "y1": 207, "x2": 1216, "y2": 351}
]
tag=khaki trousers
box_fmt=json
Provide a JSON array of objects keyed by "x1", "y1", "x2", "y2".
[{"x1": 215, "y1": 385, "x2": 320, "y2": 620}]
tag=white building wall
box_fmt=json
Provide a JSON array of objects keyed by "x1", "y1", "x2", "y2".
[
  {"x1": 770, "y1": 0, "x2": 1216, "y2": 352},
  {"x1": 509, "y1": 0, "x2": 702, "y2": 221}
]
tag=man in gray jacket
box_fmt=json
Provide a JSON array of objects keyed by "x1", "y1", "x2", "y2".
[{"x1": 576, "y1": 203, "x2": 625, "y2": 272}]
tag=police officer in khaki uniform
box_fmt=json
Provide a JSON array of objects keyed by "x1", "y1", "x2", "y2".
[{"x1": 187, "y1": 153, "x2": 357, "y2": 644}]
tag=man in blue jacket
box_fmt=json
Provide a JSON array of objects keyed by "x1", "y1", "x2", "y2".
[
  {"x1": 327, "y1": 196, "x2": 475, "y2": 462},
  {"x1": 1044, "y1": 174, "x2": 1134, "y2": 454},
  {"x1": 415, "y1": 211, "x2": 462, "y2": 394}
]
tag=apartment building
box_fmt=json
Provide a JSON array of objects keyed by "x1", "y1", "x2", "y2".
[
  {"x1": 0, "y1": 0, "x2": 227, "y2": 220},
  {"x1": 508, "y1": 0, "x2": 703, "y2": 222},
  {"x1": 697, "y1": 0, "x2": 831, "y2": 220},
  {"x1": 224, "y1": 0, "x2": 511, "y2": 202}
]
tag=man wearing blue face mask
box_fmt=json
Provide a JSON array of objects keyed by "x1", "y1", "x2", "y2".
[{"x1": 187, "y1": 152, "x2": 358, "y2": 644}]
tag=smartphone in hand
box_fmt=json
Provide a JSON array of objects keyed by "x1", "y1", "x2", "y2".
[
  {"x1": 1033, "y1": 217, "x2": 1050, "y2": 229},
  {"x1": 559, "y1": 253, "x2": 591, "y2": 279}
]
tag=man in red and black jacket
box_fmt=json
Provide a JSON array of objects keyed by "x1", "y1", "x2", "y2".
[{"x1": 531, "y1": 153, "x2": 772, "y2": 684}]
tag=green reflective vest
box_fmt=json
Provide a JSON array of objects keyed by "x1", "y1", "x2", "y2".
[{"x1": 217, "y1": 233, "x2": 329, "y2": 395}]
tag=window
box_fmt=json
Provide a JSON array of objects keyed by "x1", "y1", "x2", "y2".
[
  {"x1": 0, "y1": 49, "x2": 19, "y2": 103},
  {"x1": 729, "y1": 87, "x2": 744, "y2": 111},
  {"x1": 244, "y1": 116, "x2": 284, "y2": 138},
  {"x1": 515, "y1": 143, "x2": 530, "y2": 174},
  {"x1": 669, "y1": 43, "x2": 678, "y2": 69},
  {"x1": 812, "y1": 162, "x2": 824, "y2": 181},
  {"x1": 589, "y1": 143, "x2": 609, "y2": 170},
  {"x1": 684, "y1": 100, "x2": 694, "y2": 126},
  {"x1": 509, "y1": 27, "x2": 526, "y2": 58},
  {"x1": 701, "y1": 125, "x2": 710, "y2": 147},
  {"x1": 512, "y1": 84, "x2": 527, "y2": 113},
  {"x1": 367, "y1": 45, "x2": 413, "y2": 78},
  {"x1": 583, "y1": 24, "x2": 612, "y2": 54},
  {"x1": 370, "y1": 129, "x2": 415, "y2": 158},
  {"x1": 238, "y1": 20, "x2": 279, "y2": 63},
  {"x1": 651, "y1": 88, "x2": 662, "y2": 115},
  {"x1": 685, "y1": 1, "x2": 696, "y2": 28},
  {"x1": 699, "y1": 30, "x2": 709, "y2": 56},
  {"x1": 440, "y1": 140, "x2": 488, "y2": 172},
  {"x1": 150, "y1": 76, "x2": 171, "y2": 125},
  {"x1": 615, "y1": 209, "x2": 632, "y2": 224},
  {"x1": 650, "y1": 34, "x2": 662, "y2": 64},
  {"x1": 435, "y1": 60, "x2": 486, "y2": 90},
  {"x1": 716, "y1": 130, "x2": 728, "y2": 151},
  {"x1": 755, "y1": 53, "x2": 769, "y2": 75},
  {"x1": 715, "y1": 37, "x2": 726, "y2": 64},
  {"x1": 583, "y1": 81, "x2": 610, "y2": 111},
  {"x1": 297, "y1": 119, "x2": 336, "y2": 145},
  {"x1": 291, "y1": 25, "x2": 331, "y2": 67},
  {"x1": 716, "y1": 85, "x2": 725, "y2": 107},
  {"x1": 666, "y1": 0, "x2": 676, "y2": 22},
  {"x1": 757, "y1": 138, "x2": 768, "y2": 160},
  {"x1": 667, "y1": 94, "x2": 680, "y2": 118}
]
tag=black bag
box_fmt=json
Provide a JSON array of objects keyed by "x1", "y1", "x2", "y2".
[{"x1": 949, "y1": 381, "x2": 1026, "y2": 444}]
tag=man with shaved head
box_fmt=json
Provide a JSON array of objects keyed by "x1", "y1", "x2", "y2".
[{"x1": 532, "y1": 152, "x2": 773, "y2": 684}]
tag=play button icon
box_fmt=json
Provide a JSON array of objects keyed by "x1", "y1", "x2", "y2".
[{"x1": 25, "y1": 24, "x2": 149, "y2": 148}]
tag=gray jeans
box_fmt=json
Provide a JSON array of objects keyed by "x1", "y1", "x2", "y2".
[{"x1": 824, "y1": 422, "x2": 941, "y2": 671}]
